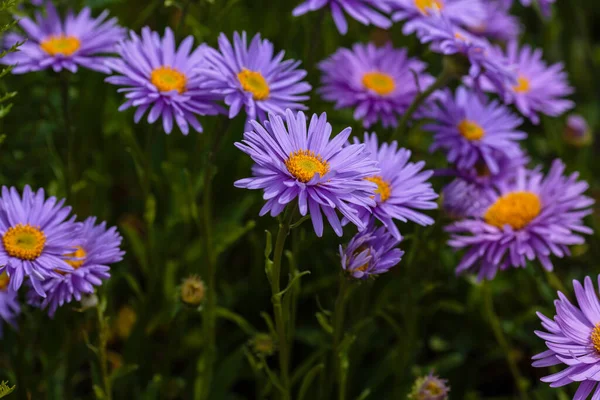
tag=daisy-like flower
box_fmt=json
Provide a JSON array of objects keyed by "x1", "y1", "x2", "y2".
[
  {"x1": 234, "y1": 110, "x2": 379, "y2": 237},
  {"x1": 424, "y1": 87, "x2": 526, "y2": 174},
  {"x1": 319, "y1": 42, "x2": 434, "y2": 128},
  {"x1": 105, "y1": 27, "x2": 223, "y2": 135},
  {"x1": 390, "y1": 0, "x2": 486, "y2": 34},
  {"x1": 533, "y1": 275, "x2": 600, "y2": 398},
  {"x1": 292, "y1": 0, "x2": 393, "y2": 35},
  {"x1": 339, "y1": 222, "x2": 403, "y2": 279},
  {"x1": 2, "y1": 1, "x2": 125, "y2": 74},
  {"x1": 0, "y1": 273, "x2": 20, "y2": 338},
  {"x1": 408, "y1": 371, "x2": 450, "y2": 400},
  {"x1": 0, "y1": 186, "x2": 80, "y2": 296},
  {"x1": 465, "y1": 1, "x2": 521, "y2": 42},
  {"x1": 564, "y1": 114, "x2": 592, "y2": 147},
  {"x1": 199, "y1": 32, "x2": 311, "y2": 125},
  {"x1": 482, "y1": 41, "x2": 574, "y2": 124},
  {"x1": 447, "y1": 160, "x2": 594, "y2": 280},
  {"x1": 352, "y1": 133, "x2": 438, "y2": 239},
  {"x1": 36, "y1": 217, "x2": 124, "y2": 317},
  {"x1": 441, "y1": 179, "x2": 495, "y2": 219}
]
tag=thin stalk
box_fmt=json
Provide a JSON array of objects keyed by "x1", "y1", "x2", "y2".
[
  {"x1": 96, "y1": 302, "x2": 112, "y2": 400},
  {"x1": 59, "y1": 73, "x2": 75, "y2": 200},
  {"x1": 331, "y1": 275, "x2": 351, "y2": 400}
]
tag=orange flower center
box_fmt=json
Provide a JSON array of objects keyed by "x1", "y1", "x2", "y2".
[
  {"x1": 2, "y1": 224, "x2": 46, "y2": 260},
  {"x1": 65, "y1": 246, "x2": 87, "y2": 269},
  {"x1": 362, "y1": 72, "x2": 396, "y2": 96},
  {"x1": 513, "y1": 75, "x2": 531, "y2": 93},
  {"x1": 591, "y1": 323, "x2": 600, "y2": 354},
  {"x1": 484, "y1": 191, "x2": 542, "y2": 230},
  {"x1": 151, "y1": 66, "x2": 187, "y2": 93},
  {"x1": 415, "y1": 0, "x2": 444, "y2": 15},
  {"x1": 40, "y1": 35, "x2": 81, "y2": 56},
  {"x1": 458, "y1": 119, "x2": 485, "y2": 141},
  {"x1": 365, "y1": 176, "x2": 392, "y2": 202},
  {"x1": 285, "y1": 150, "x2": 330, "y2": 183},
  {"x1": 238, "y1": 69, "x2": 270, "y2": 100}
]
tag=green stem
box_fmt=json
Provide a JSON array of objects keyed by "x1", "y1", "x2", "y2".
[
  {"x1": 482, "y1": 283, "x2": 529, "y2": 400},
  {"x1": 96, "y1": 301, "x2": 112, "y2": 400},
  {"x1": 331, "y1": 275, "x2": 351, "y2": 400},
  {"x1": 390, "y1": 68, "x2": 453, "y2": 142},
  {"x1": 59, "y1": 73, "x2": 75, "y2": 201}
]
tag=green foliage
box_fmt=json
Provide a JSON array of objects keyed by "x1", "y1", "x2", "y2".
[
  {"x1": 0, "y1": 0, "x2": 20, "y2": 122},
  {"x1": 0, "y1": 381, "x2": 15, "y2": 398}
]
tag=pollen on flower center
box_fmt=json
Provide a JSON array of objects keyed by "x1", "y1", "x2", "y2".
[
  {"x1": 2, "y1": 224, "x2": 46, "y2": 260},
  {"x1": 365, "y1": 176, "x2": 392, "y2": 202},
  {"x1": 362, "y1": 72, "x2": 396, "y2": 96},
  {"x1": 591, "y1": 324, "x2": 600, "y2": 354},
  {"x1": 151, "y1": 66, "x2": 187, "y2": 93},
  {"x1": 40, "y1": 35, "x2": 81, "y2": 56},
  {"x1": 484, "y1": 191, "x2": 542, "y2": 230},
  {"x1": 415, "y1": 0, "x2": 444, "y2": 15},
  {"x1": 238, "y1": 69, "x2": 270, "y2": 100},
  {"x1": 285, "y1": 150, "x2": 330, "y2": 183},
  {"x1": 0, "y1": 272, "x2": 9, "y2": 291},
  {"x1": 65, "y1": 246, "x2": 87, "y2": 269},
  {"x1": 513, "y1": 75, "x2": 531, "y2": 93},
  {"x1": 425, "y1": 380, "x2": 445, "y2": 395},
  {"x1": 458, "y1": 119, "x2": 485, "y2": 141}
]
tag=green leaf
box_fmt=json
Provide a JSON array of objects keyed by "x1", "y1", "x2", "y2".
[
  {"x1": 297, "y1": 363, "x2": 323, "y2": 400},
  {"x1": 0, "y1": 381, "x2": 15, "y2": 398},
  {"x1": 315, "y1": 311, "x2": 333, "y2": 335}
]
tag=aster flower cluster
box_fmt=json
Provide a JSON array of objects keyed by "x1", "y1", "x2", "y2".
[{"x1": 0, "y1": 186, "x2": 124, "y2": 335}]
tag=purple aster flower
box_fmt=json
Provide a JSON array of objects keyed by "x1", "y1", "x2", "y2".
[
  {"x1": 532, "y1": 275, "x2": 600, "y2": 397},
  {"x1": 36, "y1": 217, "x2": 124, "y2": 317},
  {"x1": 318, "y1": 42, "x2": 434, "y2": 128},
  {"x1": 352, "y1": 133, "x2": 438, "y2": 239},
  {"x1": 481, "y1": 41, "x2": 574, "y2": 124},
  {"x1": 441, "y1": 179, "x2": 495, "y2": 219},
  {"x1": 105, "y1": 27, "x2": 223, "y2": 135},
  {"x1": 465, "y1": 1, "x2": 521, "y2": 42},
  {"x1": 2, "y1": 1, "x2": 125, "y2": 74},
  {"x1": 390, "y1": 0, "x2": 486, "y2": 34},
  {"x1": 408, "y1": 371, "x2": 450, "y2": 400},
  {"x1": 564, "y1": 114, "x2": 592, "y2": 147},
  {"x1": 0, "y1": 186, "x2": 80, "y2": 296},
  {"x1": 292, "y1": 0, "x2": 393, "y2": 35},
  {"x1": 447, "y1": 160, "x2": 594, "y2": 280},
  {"x1": 234, "y1": 110, "x2": 379, "y2": 237},
  {"x1": 198, "y1": 32, "x2": 311, "y2": 125},
  {"x1": 339, "y1": 222, "x2": 403, "y2": 279},
  {"x1": 0, "y1": 274, "x2": 20, "y2": 338},
  {"x1": 423, "y1": 87, "x2": 526, "y2": 175}
]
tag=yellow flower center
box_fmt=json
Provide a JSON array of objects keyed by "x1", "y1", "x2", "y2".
[
  {"x1": 355, "y1": 245, "x2": 371, "y2": 272},
  {"x1": 415, "y1": 0, "x2": 444, "y2": 15},
  {"x1": 2, "y1": 224, "x2": 46, "y2": 260},
  {"x1": 513, "y1": 75, "x2": 531, "y2": 93},
  {"x1": 40, "y1": 34, "x2": 81, "y2": 56},
  {"x1": 484, "y1": 191, "x2": 542, "y2": 230},
  {"x1": 238, "y1": 69, "x2": 270, "y2": 100},
  {"x1": 285, "y1": 150, "x2": 330, "y2": 183},
  {"x1": 591, "y1": 323, "x2": 600, "y2": 354},
  {"x1": 65, "y1": 246, "x2": 87, "y2": 269},
  {"x1": 0, "y1": 272, "x2": 9, "y2": 291},
  {"x1": 365, "y1": 176, "x2": 392, "y2": 202},
  {"x1": 362, "y1": 72, "x2": 396, "y2": 96},
  {"x1": 425, "y1": 381, "x2": 444, "y2": 395},
  {"x1": 458, "y1": 119, "x2": 485, "y2": 141},
  {"x1": 150, "y1": 66, "x2": 187, "y2": 93}
]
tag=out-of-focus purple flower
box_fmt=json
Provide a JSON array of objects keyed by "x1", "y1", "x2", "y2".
[
  {"x1": 339, "y1": 222, "x2": 403, "y2": 279},
  {"x1": 408, "y1": 371, "x2": 450, "y2": 400},
  {"x1": 424, "y1": 87, "x2": 526, "y2": 174},
  {"x1": 0, "y1": 273, "x2": 20, "y2": 338},
  {"x1": 465, "y1": 1, "x2": 521, "y2": 42},
  {"x1": 390, "y1": 0, "x2": 486, "y2": 34},
  {"x1": 352, "y1": 133, "x2": 438, "y2": 239},
  {"x1": 318, "y1": 42, "x2": 434, "y2": 128},
  {"x1": 0, "y1": 186, "x2": 81, "y2": 296},
  {"x1": 234, "y1": 110, "x2": 379, "y2": 237},
  {"x1": 292, "y1": 0, "x2": 394, "y2": 35},
  {"x1": 35, "y1": 217, "x2": 124, "y2": 317},
  {"x1": 564, "y1": 114, "x2": 593, "y2": 147},
  {"x1": 105, "y1": 27, "x2": 224, "y2": 135},
  {"x1": 509, "y1": 0, "x2": 555, "y2": 18},
  {"x1": 2, "y1": 1, "x2": 125, "y2": 73},
  {"x1": 447, "y1": 160, "x2": 594, "y2": 280},
  {"x1": 481, "y1": 41, "x2": 574, "y2": 124},
  {"x1": 198, "y1": 32, "x2": 311, "y2": 125},
  {"x1": 442, "y1": 178, "x2": 496, "y2": 219},
  {"x1": 533, "y1": 275, "x2": 600, "y2": 397}
]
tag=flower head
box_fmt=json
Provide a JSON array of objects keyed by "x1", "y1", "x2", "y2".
[
  {"x1": 0, "y1": 273, "x2": 20, "y2": 338},
  {"x1": 0, "y1": 186, "x2": 80, "y2": 296},
  {"x1": 465, "y1": 1, "x2": 521, "y2": 42},
  {"x1": 441, "y1": 179, "x2": 495, "y2": 219},
  {"x1": 533, "y1": 275, "x2": 600, "y2": 397},
  {"x1": 292, "y1": 0, "x2": 393, "y2": 35},
  {"x1": 447, "y1": 160, "x2": 594, "y2": 280},
  {"x1": 3, "y1": 2, "x2": 125, "y2": 73},
  {"x1": 390, "y1": 0, "x2": 486, "y2": 34},
  {"x1": 424, "y1": 87, "x2": 526, "y2": 174},
  {"x1": 408, "y1": 371, "x2": 450, "y2": 400},
  {"x1": 199, "y1": 32, "x2": 311, "y2": 124},
  {"x1": 353, "y1": 133, "x2": 438, "y2": 239},
  {"x1": 235, "y1": 110, "x2": 379, "y2": 237},
  {"x1": 180, "y1": 275, "x2": 205, "y2": 306},
  {"x1": 339, "y1": 223, "x2": 403, "y2": 279},
  {"x1": 35, "y1": 217, "x2": 124, "y2": 317},
  {"x1": 106, "y1": 27, "x2": 223, "y2": 135},
  {"x1": 564, "y1": 114, "x2": 592, "y2": 147},
  {"x1": 319, "y1": 42, "x2": 434, "y2": 128}
]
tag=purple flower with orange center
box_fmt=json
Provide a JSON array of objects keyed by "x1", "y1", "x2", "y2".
[
  {"x1": 441, "y1": 179, "x2": 496, "y2": 219},
  {"x1": 0, "y1": 186, "x2": 80, "y2": 296},
  {"x1": 340, "y1": 223, "x2": 403, "y2": 279},
  {"x1": 533, "y1": 275, "x2": 600, "y2": 397},
  {"x1": 390, "y1": 0, "x2": 486, "y2": 34},
  {"x1": 2, "y1": 1, "x2": 125, "y2": 73},
  {"x1": 198, "y1": 32, "x2": 311, "y2": 124},
  {"x1": 424, "y1": 87, "x2": 526, "y2": 174},
  {"x1": 408, "y1": 371, "x2": 450, "y2": 400},
  {"x1": 234, "y1": 110, "x2": 379, "y2": 237},
  {"x1": 292, "y1": 0, "x2": 394, "y2": 35},
  {"x1": 105, "y1": 27, "x2": 223, "y2": 135},
  {"x1": 0, "y1": 273, "x2": 20, "y2": 338},
  {"x1": 447, "y1": 160, "x2": 594, "y2": 280},
  {"x1": 35, "y1": 217, "x2": 124, "y2": 317},
  {"x1": 319, "y1": 42, "x2": 434, "y2": 128}
]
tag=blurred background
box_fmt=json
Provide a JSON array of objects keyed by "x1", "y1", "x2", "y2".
[{"x1": 1, "y1": 0, "x2": 600, "y2": 399}]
